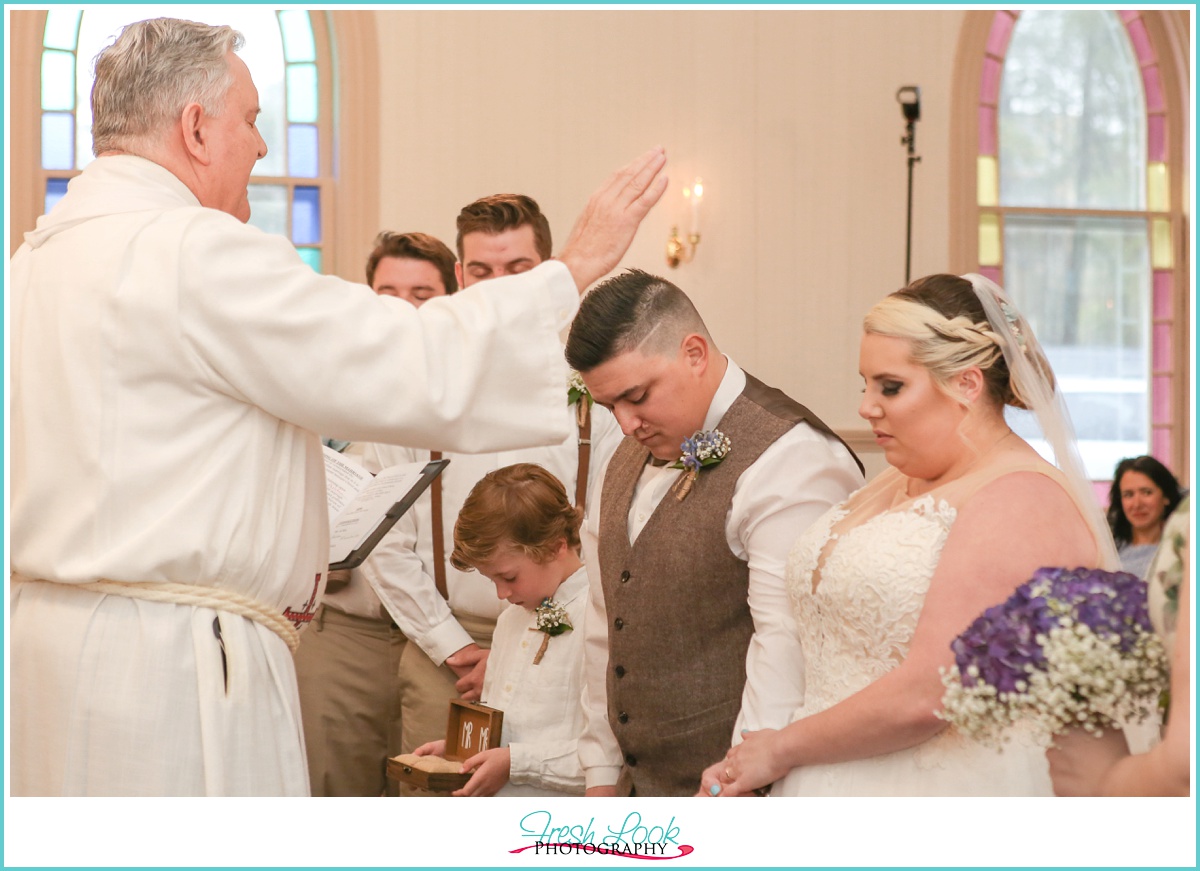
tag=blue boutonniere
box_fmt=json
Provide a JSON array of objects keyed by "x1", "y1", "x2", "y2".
[{"x1": 668, "y1": 429, "x2": 732, "y2": 501}]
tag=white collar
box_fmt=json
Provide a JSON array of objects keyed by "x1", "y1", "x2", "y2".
[
  {"x1": 548, "y1": 564, "x2": 589, "y2": 607},
  {"x1": 702, "y1": 356, "x2": 746, "y2": 432}
]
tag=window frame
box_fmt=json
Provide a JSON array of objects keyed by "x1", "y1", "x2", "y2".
[{"x1": 950, "y1": 9, "x2": 1191, "y2": 484}]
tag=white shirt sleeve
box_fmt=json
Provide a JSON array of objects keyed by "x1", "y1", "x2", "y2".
[
  {"x1": 180, "y1": 220, "x2": 578, "y2": 454},
  {"x1": 729, "y1": 424, "x2": 864, "y2": 738},
  {"x1": 353, "y1": 442, "x2": 473, "y2": 664}
]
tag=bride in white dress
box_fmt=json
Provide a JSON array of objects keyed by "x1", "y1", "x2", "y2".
[{"x1": 700, "y1": 273, "x2": 1119, "y2": 797}]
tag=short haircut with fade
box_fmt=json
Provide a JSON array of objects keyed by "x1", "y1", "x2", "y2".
[{"x1": 565, "y1": 268, "x2": 711, "y2": 373}]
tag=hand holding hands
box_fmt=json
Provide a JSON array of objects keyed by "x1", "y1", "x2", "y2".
[
  {"x1": 696, "y1": 729, "x2": 784, "y2": 797},
  {"x1": 452, "y1": 747, "x2": 512, "y2": 797}
]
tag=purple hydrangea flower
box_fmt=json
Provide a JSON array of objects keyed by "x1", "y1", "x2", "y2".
[{"x1": 951, "y1": 567, "x2": 1151, "y2": 691}]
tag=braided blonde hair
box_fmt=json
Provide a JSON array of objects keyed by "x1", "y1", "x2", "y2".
[{"x1": 864, "y1": 273, "x2": 1049, "y2": 410}]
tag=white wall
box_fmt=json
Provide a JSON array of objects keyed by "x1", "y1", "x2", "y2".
[{"x1": 370, "y1": 8, "x2": 966, "y2": 470}]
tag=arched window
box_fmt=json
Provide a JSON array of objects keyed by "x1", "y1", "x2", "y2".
[
  {"x1": 952, "y1": 9, "x2": 1190, "y2": 483},
  {"x1": 36, "y1": 8, "x2": 333, "y2": 271}
]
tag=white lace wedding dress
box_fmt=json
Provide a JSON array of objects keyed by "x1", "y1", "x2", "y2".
[{"x1": 772, "y1": 461, "x2": 1060, "y2": 796}]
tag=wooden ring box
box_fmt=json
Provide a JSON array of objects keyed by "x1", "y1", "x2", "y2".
[{"x1": 388, "y1": 699, "x2": 504, "y2": 792}]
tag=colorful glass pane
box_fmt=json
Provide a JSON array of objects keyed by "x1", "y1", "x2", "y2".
[
  {"x1": 978, "y1": 106, "x2": 997, "y2": 156},
  {"x1": 976, "y1": 156, "x2": 998, "y2": 206},
  {"x1": 980, "y1": 56, "x2": 1003, "y2": 104},
  {"x1": 978, "y1": 214, "x2": 1002, "y2": 266},
  {"x1": 45, "y1": 177, "x2": 70, "y2": 213},
  {"x1": 1146, "y1": 162, "x2": 1169, "y2": 212},
  {"x1": 1152, "y1": 377, "x2": 1172, "y2": 423},
  {"x1": 41, "y1": 113, "x2": 75, "y2": 170},
  {"x1": 1147, "y1": 114, "x2": 1167, "y2": 162},
  {"x1": 1152, "y1": 270, "x2": 1173, "y2": 319},
  {"x1": 41, "y1": 50, "x2": 75, "y2": 111},
  {"x1": 1151, "y1": 426, "x2": 1170, "y2": 460},
  {"x1": 279, "y1": 10, "x2": 316, "y2": 63},
  {"x1": 297, "y1": 248, "x2": 323, "y2": 273},
  {"x1": 1125, "y1": 17, "x2": 1155, "y2": 63},
  {"x1": 979, "y1": 266, "x2": 1003, "y2": 286},
  {"x1": 43, "y1": 9, "x2": 81, "y2": 50},
  {"x1": 286, "y1": 64, "x2": 319, "y2": 123},
  {"x1": 1151, "y1": 218, "x2": 1172, "y2": 269},
  {"x1": 292, "y1": 187, "x2": 321, "y2": 244},
  {"x1": 986, "y1": 11, "x2": 1017, "y2": 56},
  {"x1": 1151, "y1": 323, "x2": 1171, "y2": 371},
  {"x1": 1141, "y1": 65, "x2": 1164, "y2": 113},
  {"x1": 287, "y1": 125, "x2": 319, "y2": 178}
]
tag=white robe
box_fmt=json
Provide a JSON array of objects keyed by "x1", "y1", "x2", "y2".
[{"x1": 8, "y1": 155, "x2": 577, "y2": 796}]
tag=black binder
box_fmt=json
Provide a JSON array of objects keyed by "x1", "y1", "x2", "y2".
[{"x1": 328, "y1": 458, "x2": 449, "y2": 572}]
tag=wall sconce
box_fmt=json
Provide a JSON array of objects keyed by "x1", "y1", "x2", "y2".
[{"x1": 666, "y1": 178, "x2": 704, "y2": 268}]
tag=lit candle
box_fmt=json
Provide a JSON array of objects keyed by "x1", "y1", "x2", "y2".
[{"x1": 689, "y1": 178, "x2": 704, "y2": 236}]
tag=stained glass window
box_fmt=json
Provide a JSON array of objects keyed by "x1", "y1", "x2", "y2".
[{"x1": 977, "y1": 10, "x2": 1180, "y2": 479}]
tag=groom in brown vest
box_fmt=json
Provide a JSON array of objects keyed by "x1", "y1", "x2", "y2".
[{"x1": 567, "y1": 269, "x2": 863, "y2": 796}]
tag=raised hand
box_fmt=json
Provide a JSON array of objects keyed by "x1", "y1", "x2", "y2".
[{"x1": 557, "y1": 147, "x2": 669, "y2": 292}]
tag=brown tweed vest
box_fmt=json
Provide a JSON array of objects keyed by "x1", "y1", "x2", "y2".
[{"x1": 597, "y1": 373, "x2": 858, "y2": 796}]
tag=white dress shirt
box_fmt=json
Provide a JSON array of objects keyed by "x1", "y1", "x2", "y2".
[
  {"x1": 483, "y1": 565, "x2": 590, "y2": 796},
  {"x1": 578, "y1": 358, "x2": 863, "y2": 788}
]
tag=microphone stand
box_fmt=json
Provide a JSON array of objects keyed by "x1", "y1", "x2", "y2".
[{"x1": 901, "y1": 115, "x2": 921, "y2": 286}]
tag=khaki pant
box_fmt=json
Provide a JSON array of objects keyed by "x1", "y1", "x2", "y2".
[
  {"x1": 395, "y1": 611, "x2": 496, "y2": 797},
  {"x1": 294, "y1": 605, "x2": 406, "y2": 796}
]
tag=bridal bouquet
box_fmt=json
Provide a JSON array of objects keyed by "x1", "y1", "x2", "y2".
[{"x1": 939, "y1": 566, "x2": 1167, "y2": 747}]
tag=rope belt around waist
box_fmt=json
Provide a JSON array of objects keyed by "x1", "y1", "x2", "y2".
[{"x1": 19, "y1": 576, "x2": 300, "y2": 653}]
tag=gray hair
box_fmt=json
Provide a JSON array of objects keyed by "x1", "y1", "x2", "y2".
[{"x1": 91, "y1": 17, "x2": 244, "y2": 156}]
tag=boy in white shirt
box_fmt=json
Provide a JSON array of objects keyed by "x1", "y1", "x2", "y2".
[{"x1": 415, "y1": 464, "x2": 588, "y2": 796}]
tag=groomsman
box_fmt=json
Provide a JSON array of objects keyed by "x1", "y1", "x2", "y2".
[
  {"x1": 569, "y1": 269, "x2": 863, "y2": 797},
  {"x1": 352, "y1": 194, "x2": 621, "y2": 795},
  {"x1": 367, "y1": 230, "x2": 459, "y2": 305}
]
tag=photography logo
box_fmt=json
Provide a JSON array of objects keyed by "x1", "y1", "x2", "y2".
[{"x1": 511, "y1": 811, "x2": 694, "y2": 860}]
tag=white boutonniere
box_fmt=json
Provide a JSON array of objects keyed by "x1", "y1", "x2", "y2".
[
  {"x1": 530, "y1": 597, "x2": 573, "y2": 665},
  {"x1": 668, "y1": 429, "x2": 732, "y2": 501},
  {"x1": 568, "y1": 369, "x2": 592, "y2": 427}
]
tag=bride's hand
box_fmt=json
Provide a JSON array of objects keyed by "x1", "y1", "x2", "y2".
[{"x1": 696, "y1": 729, "x2": 783, "y2": 797}]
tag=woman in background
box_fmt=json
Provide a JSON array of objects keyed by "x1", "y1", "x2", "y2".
[
  {"x1": 1107, "y1": 455, "x2": 1182, "y2": 579},
  {"x1": 1047, "y1": 496, "x2": 1190, "y2": 796}
]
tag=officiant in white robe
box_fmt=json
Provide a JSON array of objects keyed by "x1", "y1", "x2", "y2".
[{"x1": 7, "y1": 17, "x2": 666, "y2": 796}]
